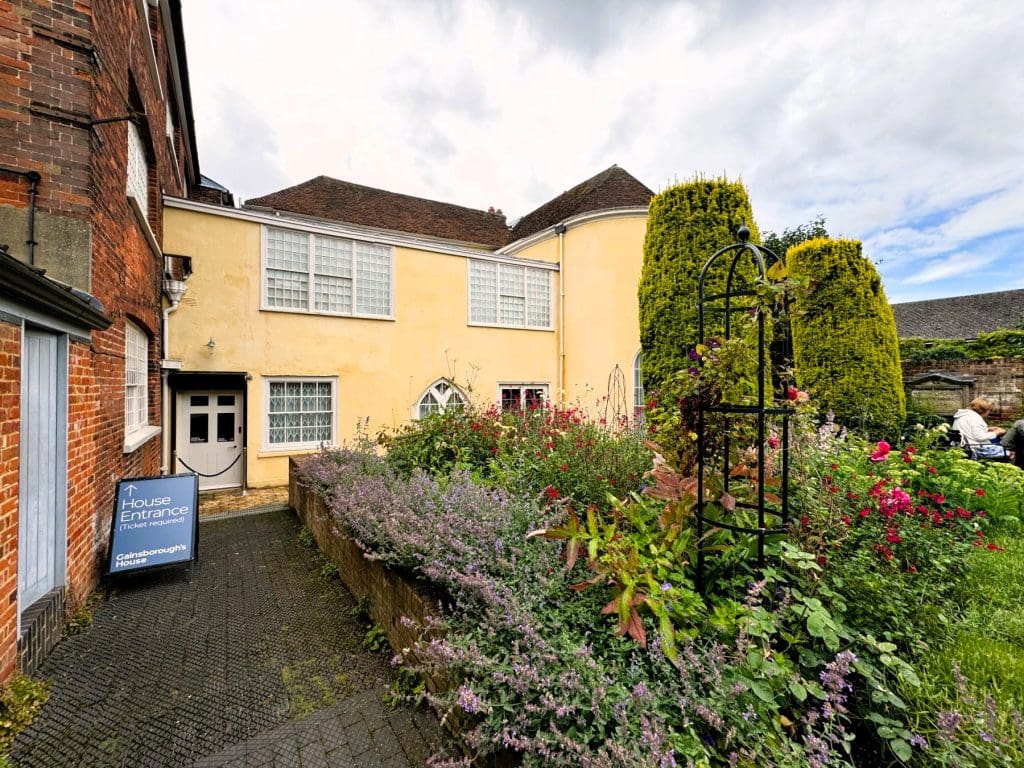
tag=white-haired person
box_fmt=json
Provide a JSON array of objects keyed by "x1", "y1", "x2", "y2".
[{"x1": 952, "y1": 397, "x2": 1008, "y2": 459}]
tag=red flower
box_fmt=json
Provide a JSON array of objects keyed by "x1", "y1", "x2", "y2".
[
  {"x1": 840, "y1": 515, "x2": 851, "y2": 525},
  {"x1": 559, "y1": 464, "x2": 568, "y2": 472},
  {"x1": 928, "y1": 466, "x2": 937, "y2": 474},
  {"x1": 859, "y1": 508, "x2": 871, "y2": 518},
  {"x1": 869, "y1": 441, "x2": 891, "y2": 462},
  {"x1": 786, "y1": 386, "x2": 799, "y2": 401},
  {"x1": 800, "y1": 516, "x2": 810, "y2": 527},
  {"x1": 544, "y1": 485, "x2": 560, "y2": 499},
  {"x1": 816, "y1": 555, "x2": 827, "y2": 566},
  {"x1": 975, "y1": 488, "x2": 986, "y2": 497}
]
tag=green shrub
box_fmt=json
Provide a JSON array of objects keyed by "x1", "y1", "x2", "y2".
[
  {"x1": 638, "y1": 177, "x2": 760, "y2": 395},
  {"x1": 788, "y1": 238, "x2": 905, "y2": 437}
]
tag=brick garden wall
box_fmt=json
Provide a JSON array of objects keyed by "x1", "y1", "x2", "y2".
[{"x1": 903, "y1": 359, "x2": 1024, "y2": 422}]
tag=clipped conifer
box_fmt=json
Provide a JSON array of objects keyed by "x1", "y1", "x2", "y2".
[
  {"x1": 788, "y1": 238, "x2": 905, "y2": 437},
  {"x1": 638, "y1": 178, "x2": 760, "y2": 395}
]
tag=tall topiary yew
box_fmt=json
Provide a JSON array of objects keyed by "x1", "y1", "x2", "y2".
[
  {"x1": 788, "y1": 238, "x2": 905, "y2": 437},
  {"x1": 638, "y1": 178, "x2": 760, "y2": 395}
]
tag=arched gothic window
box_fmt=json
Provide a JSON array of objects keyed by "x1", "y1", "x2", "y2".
[{"x1": 415, "y1": 379, "x2": 467, "y2": 418}]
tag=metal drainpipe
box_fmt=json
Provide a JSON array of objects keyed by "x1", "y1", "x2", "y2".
[
  {"x1": 160, "y1": 300, "x2": 181, "y2": 475},
  {"x1": 0, "y1": 167, "x2": 42, "y2": 265},
  {"x1": 25, "y1": 171, "x2": 40, "y2": 265},
  {"x1": 555, "y1": 223, "x2": 567, "y2": 406}
]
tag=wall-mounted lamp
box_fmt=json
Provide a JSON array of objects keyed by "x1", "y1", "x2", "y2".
[{"x1": 205, "y1": 338, "x2": 216, "y2": 350}]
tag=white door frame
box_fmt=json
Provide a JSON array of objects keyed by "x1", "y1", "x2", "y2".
[{"x1": 175, "y1": 390, "x2": 244, "y2": 491}]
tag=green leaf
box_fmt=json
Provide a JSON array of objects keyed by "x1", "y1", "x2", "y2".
[
  {"x1": 788, "y1": 681, "x2": 807, "y2": 702},
  {"x1": 750, "y1": 681, "x2": 775, "y2": 705},
  {"x1": 890, "y1": 738, "x2": 912, "y2": 762}
]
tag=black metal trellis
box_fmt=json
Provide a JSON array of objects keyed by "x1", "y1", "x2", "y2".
[{"x1": 695, "y1": 225, "x2": 792, "y2": 591}]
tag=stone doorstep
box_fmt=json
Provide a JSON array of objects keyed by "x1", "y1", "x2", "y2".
[{"x1": 289, "y1": 459, "x2": 519, "y2": 768}]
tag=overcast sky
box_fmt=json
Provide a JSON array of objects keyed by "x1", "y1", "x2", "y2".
[{"x1": 181, "y1": 0, "x2": 1023, "y2": 304}]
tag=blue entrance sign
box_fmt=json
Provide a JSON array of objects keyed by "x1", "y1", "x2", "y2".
[{"x1": 107, "y1": 474, "x2": 199, "y2": 574}]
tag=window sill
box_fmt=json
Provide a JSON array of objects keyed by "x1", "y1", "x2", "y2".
[
  {"x1": 127, "y1": 194, "x2": 162, "y2": 260},
  {"x1": 259, "y1": 306, "x2": 395, "y2": 322},
  {"x1": 123, "y1": 425, "x2": 161, "y2": 454},
  {"x1": 257, "y1": 445, "x2": 328, "y2": 458},
  {"x1": 468, "y1": 321, "x2": 554, "y2": 332}
]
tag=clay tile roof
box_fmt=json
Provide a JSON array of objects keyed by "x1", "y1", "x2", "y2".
[
  {"x1": 245, "y1": 176, "x2": 511, "y2": 248},
  {"x1": 891, "y1": 289, "x2": 1024, "y2": 339},
  {"x1": 509, "y1": 165, "x2": 653, "y2": 242}
]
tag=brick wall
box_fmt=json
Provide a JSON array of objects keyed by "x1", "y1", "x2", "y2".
[
  {"x1": 903, "y1": 359, "x2": 1024, "y2": 421},
  {"x1": 0, "y1": 0, "x2": 195, "y2": 680},
  {"x1": 0, "y1": 321, "x2": 21, "y2": 682}
]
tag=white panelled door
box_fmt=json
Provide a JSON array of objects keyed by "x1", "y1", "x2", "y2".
[{"x1": 176, "y1": 391, "x2": 243, "y2": 490}]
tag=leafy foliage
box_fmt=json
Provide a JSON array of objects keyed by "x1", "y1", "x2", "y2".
[
  {"x1": 762, "y1": 214, "x2": 829, "y2": 260},
  {"x1": 900, "y1": 330, "x2": 1024, "y2": 363},
  {"x1": 638, "y1": 177, "x2": 760, "y2": 396},
  {"x1": 788, "y1": 238, "x2": 906, "y2": 437},
  {"x1": 298, "y1": 344, "x2": 1024, "y2": 767}
]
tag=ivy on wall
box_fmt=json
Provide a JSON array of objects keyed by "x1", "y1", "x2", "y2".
[{"x1": 900, "y1": 330, "x2": 1024, "y2": 363}]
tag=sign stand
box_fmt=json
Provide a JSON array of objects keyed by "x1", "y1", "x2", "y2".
[{"x1": 106, "y1": 473, "x2": 199, "y2": 577}]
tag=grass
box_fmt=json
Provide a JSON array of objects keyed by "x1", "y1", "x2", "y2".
[{"x1": 945, "y1": 535, "x2": 1024, "y2": 706}]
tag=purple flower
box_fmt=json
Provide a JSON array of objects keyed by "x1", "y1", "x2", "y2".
[
  {"x1": 660, "y1": 581, "x2": 672, "y2": 592},
  {"x1": 688, "y1": 348, "x2": 701, "y2": 361},
  {"x1": 909, "y1": 733, "x2": 929, "y2": 749},
  {"x1": 456, "y1": 685, "x2": 482, "y2": 714}
]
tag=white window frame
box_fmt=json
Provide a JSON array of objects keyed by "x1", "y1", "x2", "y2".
[
  {"x1": 498, "y1": 382, "x2": 549, "y2": 411},
  {"x1": 126, "y1": 121, "x2": 149, "y2": 216},
  {"x1": 413, "y1": 379, "x2": 467, "y2": 419},
  {"x1": 125, "y1": 320, "x2": 149, "y2": 437},
  {"x1": 468, "y1": 259, "x2": 553, "y2": 330},
  {"x1": 633, "y1": 350, "x2": 645, "y2": 422},
  {"x1": 262, "y1": 376, "x2": 337, "y2": 452},
  {"x1": 261, "y1": 226, "x2": 394, "y2": 320}
]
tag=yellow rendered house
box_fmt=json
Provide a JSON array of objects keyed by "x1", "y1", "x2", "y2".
[{"x1": 161, "y1": 166, "x2": 652, "y2": 489}]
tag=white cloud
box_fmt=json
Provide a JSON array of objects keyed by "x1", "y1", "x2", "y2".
[{"x1": 180, "y1": 0, "x2": 1024, "y2": 301}]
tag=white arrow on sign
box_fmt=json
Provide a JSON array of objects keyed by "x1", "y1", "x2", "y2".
[{"x1": 123, "y1": 484, "x2": 138, "y2": 497}]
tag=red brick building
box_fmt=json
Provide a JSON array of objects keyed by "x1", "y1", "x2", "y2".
[{"x1": 0, "y1": 0, "x2": 203, "y2": 679}]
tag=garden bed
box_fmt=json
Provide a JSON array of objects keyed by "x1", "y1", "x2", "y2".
[{"x1": 287, "y1": 400, "x2": 1024, "y2": 767}]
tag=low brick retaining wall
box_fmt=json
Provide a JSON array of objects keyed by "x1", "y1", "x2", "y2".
[
  {"x1": 288, "y1": 458, "x2": 440, "y2": 685},
  {"x1": 288, "y1": 457, "x2": 518, "y2": 768}
]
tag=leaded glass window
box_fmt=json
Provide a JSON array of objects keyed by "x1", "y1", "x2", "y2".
[
  {"x1": 468, "y1": 259, "x2": 552, "y2": 329},
  {"x1": 266, "y1": 379, "x2": 335, "y2": 448},
  {"x1": 263, "y1": 227, "x2": 391, "y2": 318}
]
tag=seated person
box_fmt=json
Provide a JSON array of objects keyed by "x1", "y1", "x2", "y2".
[
  {"x1": 1000, "y1": 418, "x2": 1024, "y2": 468},
  {"x1": 952, "y1": 398, "x2": 1007, "y2": 458}
]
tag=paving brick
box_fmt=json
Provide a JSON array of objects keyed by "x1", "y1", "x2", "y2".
[{"x1": 10, "y1": 510, "x2": 444, "y2": 768}]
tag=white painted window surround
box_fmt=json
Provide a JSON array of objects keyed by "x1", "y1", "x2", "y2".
[
  {"x1": 499, "y1": 383, "x2": 549, "y2": 411},
  {"x1": 263, "y1": 226, "x2": 392, "y2": 318},
  {"x1": 125, "y1": 320, "x2": 149, "y2": 438},
  {"x1": 633, "y1": 350, "x2": 645, "y2": 419},
  {"x1": 415, "y1": 380, "x2": 467, "y2": 419},
  {"x1": 264, "y1": 377, "x2": 336, "y2": 450},
  {"x1": 469, "y1": 259, "x2": 551, "y2": 329}
]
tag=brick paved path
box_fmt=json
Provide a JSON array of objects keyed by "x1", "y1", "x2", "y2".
[{"x1": 11, "y1": 510, "x2": 442, "y2": 768}]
